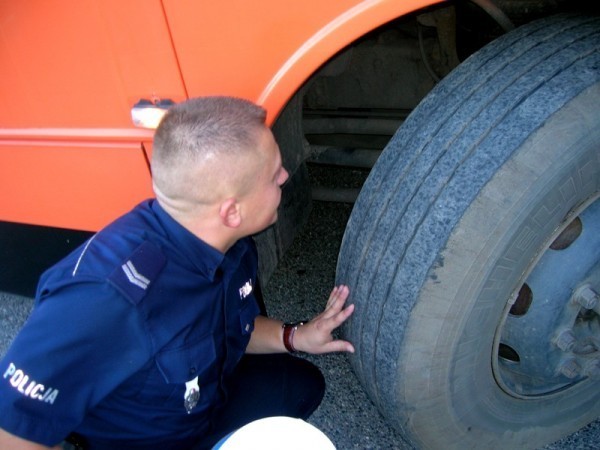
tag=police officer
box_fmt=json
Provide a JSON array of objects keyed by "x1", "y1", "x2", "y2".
[{"x1": 0, "y1": 97, "x2": 355, "y2": 450}]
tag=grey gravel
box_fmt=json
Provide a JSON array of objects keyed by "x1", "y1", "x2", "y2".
[{"x1": 1, "y1": 201, "x2": 598, "y2": 449}]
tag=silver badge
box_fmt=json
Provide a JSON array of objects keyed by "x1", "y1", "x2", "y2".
[{"x1": 184, "y1": 376, "x2": 200, "y2": 414}]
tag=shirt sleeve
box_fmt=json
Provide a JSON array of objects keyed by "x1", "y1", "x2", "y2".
[{"x1": 0, "y1": 280, "x2": 152, "y2": 446}]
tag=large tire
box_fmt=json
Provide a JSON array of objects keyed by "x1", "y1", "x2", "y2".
[{"x1": 337, "y1": 14, "x2": 600, "y2": 449}]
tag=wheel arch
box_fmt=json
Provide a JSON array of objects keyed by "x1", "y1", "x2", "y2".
[{"x1": 260, "y1": 0, "x2": 445, "y2": 125}]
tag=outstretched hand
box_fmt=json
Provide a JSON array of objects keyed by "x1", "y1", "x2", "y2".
[{"x1": 294, "y1": 285, "x2": 355, "y2": 354}]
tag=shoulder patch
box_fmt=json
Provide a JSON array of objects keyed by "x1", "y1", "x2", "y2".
[{"x1": 108, "y1": 241, "x2": 166, "y2": 305}]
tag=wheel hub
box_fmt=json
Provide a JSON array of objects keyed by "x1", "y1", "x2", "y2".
[{"x1": 494, "y1": 195, "x2": 600, "y2": 397}]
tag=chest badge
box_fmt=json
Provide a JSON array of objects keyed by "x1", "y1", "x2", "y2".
[
  {"x1": 239, "y1": 279, "x2": 253, "y2": 299},
  {"x1": 184, "y1": 376, "x2": 200, "y2": 414}
]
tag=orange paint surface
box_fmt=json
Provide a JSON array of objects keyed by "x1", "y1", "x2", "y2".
[
  {"x1": 0, "y1": 140, "x2": 154, "y2": 231},
  {"x1": 0, "y1": 0, "x2": 442, "y2": 230}
]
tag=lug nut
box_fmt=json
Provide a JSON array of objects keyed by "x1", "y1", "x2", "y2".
[
  {"x1": 554, "y1": 329, "x2": 576, "y2": 352},
  {"x1": 558, "y1": 359, "x2": 581, "y2": 379},
  {"x1": 574, "y1": 285, "x2": 599, "y2": 310}
]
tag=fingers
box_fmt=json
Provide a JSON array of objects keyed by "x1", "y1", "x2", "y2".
[
  {"x1": 329, "y1": 302, "x2": 354, "y2": 328},
  {"x1": 326, "y1": 285, "x2": 349, "y2": 309},
  {"x1": 295, "y1": 284, "x2": 355, "y2": 354},
  {"x1": 321, "y1": 285, "x2": 353, "y2": 327},
  {"x1": 324, "y1": 285, "x2": 350, "y2": 321},
  {"x1": 321, "y1": 339, "x2": 355, "y2": 354}
]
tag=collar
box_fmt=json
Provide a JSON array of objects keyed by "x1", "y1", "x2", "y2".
[{"x1": 150, "y1": 200, "x2": 228, "y2": 281}]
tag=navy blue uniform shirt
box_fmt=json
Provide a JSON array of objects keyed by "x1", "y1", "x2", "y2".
[{"x1": 0, "y1": 200, "x2": 261, "y2": 449}]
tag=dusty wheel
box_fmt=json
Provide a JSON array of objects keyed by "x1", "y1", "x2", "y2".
[{"x1": 337, "y1": 14, "x2": 600, "y2": 449}]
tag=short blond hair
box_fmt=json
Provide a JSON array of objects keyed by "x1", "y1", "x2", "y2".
[{"x1": 151, "y1": 96, "x2": 267, "y2": 204}]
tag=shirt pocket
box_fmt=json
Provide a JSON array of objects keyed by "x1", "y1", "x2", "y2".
[{"x1": 148, "y1": 336, "x2": 219, "y2": 411}]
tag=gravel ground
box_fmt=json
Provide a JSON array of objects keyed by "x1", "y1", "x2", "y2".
[{"x1": 1, "y1": 200, "x2": 598, "y2": 449}]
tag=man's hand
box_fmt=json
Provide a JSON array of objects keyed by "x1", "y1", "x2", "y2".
[
  {"x1": 293, "y1": 285, "x2": 355, "y2": 354},
  {"x1": 246, "y1": 285, "x2": 355, "y2": 354}
]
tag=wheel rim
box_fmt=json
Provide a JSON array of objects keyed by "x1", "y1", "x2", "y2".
[{"x1": 493, "y1": 194, "x2": 600, "y2": 398}]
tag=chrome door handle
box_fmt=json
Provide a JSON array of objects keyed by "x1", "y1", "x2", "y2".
[{"x1": 131, "y1": 99, "x2": 175, "y2": 129}]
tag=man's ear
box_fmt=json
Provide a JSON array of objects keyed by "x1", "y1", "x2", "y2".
[{"x1": 219, "y1": 198, "x2": 241, "y2": 228}]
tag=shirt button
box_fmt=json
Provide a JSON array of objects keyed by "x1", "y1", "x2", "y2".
[{"x1": 245, "y1": 324, "x2": 250, "y2": 332}]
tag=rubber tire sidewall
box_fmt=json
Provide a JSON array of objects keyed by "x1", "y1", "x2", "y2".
[{"x1": 399, "y1": 83, "x2": 600, "y2": 449}]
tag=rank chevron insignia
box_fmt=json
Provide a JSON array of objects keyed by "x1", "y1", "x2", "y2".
[{"x1": 121, "y1": 260, "x2": 150, "y2": 290}]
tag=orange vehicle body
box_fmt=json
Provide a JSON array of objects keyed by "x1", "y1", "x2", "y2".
[{"x1": 0, "y1": 0, "x2": 442, "y2": 232}]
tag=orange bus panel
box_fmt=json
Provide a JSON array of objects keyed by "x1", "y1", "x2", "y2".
[
  {"x1": 0, "y1": 0, "x2": 442, "y2": 231},
  {"x1": 0, "y1": 140, "x2": 153, "y2": 231}
]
